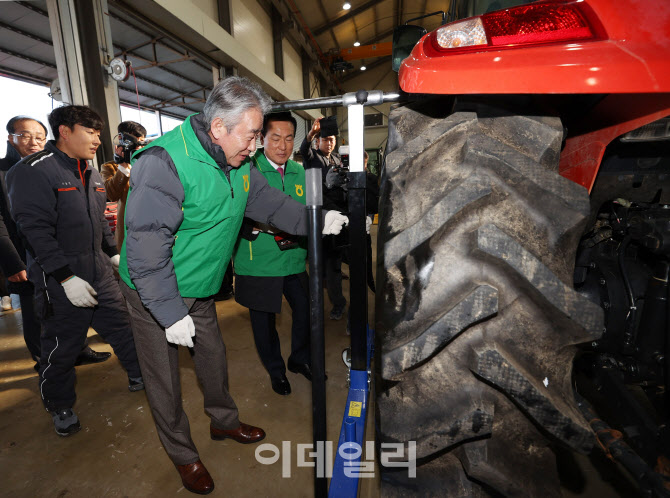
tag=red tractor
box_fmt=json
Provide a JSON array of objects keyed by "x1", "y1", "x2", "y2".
[{"x1": 376, "y1": 0, "x2": 670, "y2": 495}]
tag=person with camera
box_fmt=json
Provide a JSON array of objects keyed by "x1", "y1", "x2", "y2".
[
  {"x1": 1, "y1": 115, "x2": 111, "y2": 371},
  {"x1": 233, "y1": 112, "x2": 315, "y2": 396},
  {"x1": 100, "y1": 121, "x2": 147, "y2": 252},
  {"x1": 6, "y1": 105, "x2": 143, "y2": 437},
  {"x1": 300, "y1": 116, "x2": 348, "y2": 320}
]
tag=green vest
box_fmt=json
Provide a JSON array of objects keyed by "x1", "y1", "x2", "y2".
[
  {"x1": 232, "y1": 150, "x2": 307, "y2": 277},
  {"x1": 119, "y1": 114, "x2": 251, "y2": 297}
]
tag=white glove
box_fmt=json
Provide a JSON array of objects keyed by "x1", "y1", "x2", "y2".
[
  {"x1": 165, "y1": 314, "x2": 195, "y2": 347},
  {"x1": 323, "y1": 211, "x2": 349, "y2": 235},
  {"x1": 110, "y1": 254, "x2": 120, "y2": 270},
  {"x1": 61, "y1": 276, "x2": 98, "y2": 307},
  {"x1": 366, "y1": 216, "x2": 372, "y2": 234},
  {"x1": 117, "y1": 164, "x2": 131, "y2": 177}
]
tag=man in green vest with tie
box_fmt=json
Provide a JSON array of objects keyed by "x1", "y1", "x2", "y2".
[
  {"x1": 233, "y1": 112, "x2": 314, "y2": 397},
  {"x1": 118, "y1": 77, "x2": 348, "y2": 494}
]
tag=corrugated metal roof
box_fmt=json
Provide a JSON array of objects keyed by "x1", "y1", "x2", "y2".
[{"x1": 0, "y1": 0, "x2": 216, "y2": 119}]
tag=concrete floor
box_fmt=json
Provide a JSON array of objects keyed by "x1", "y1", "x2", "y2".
[
  {"x1": 0, "y1": 269, "x2": 378, "y2": 497},
  {"x1": 0, "y1": 223, "x2": 635, "y2": 497}
]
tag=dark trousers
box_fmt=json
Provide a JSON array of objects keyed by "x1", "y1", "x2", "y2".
[
  {"x1": 325, "y1": 236, "x2": 346, "y2": 310},
  {"x1": 19, "y1": 291, "x2": 41, "y2": 362},
  {"x1": 20, "y1": 285, "x2": 89, "y2": 365},
  {"x1": 0, "y1": 270, "x2": 8, "y2": 296},
  {"x1": 37, "y1": 275, "x2": 141, "y2": 412},
  {"x1": 121, "y1": 281, "x2": 240, "y2": 465},
  {"x1": 249, "y1": 274, "x2": 310, "y2": 379},
  {"x1": 366, "y1": 233, "x2": 375, "y2": 292}
]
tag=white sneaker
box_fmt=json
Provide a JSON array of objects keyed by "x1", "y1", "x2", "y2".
[{"x1": 1, "y1": 296, "x2": 11, "y2": 311}]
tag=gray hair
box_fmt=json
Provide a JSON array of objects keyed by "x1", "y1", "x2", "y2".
[{"x1": 203, "y1": 76, "x2": 272, "y2": 132}]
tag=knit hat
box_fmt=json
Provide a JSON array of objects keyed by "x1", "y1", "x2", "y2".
[{"x1": 319, "y1": 116, "x2": 338, "y2": 138}]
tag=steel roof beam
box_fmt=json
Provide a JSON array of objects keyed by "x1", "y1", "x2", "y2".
[
  {"x1": 113, "y1": 41, "x2": 203, "y2": 88},
  {"x1": 118, "y1": 85, "x2": 201, "y2": 113},
  {"x1": 313, "y1": 0, "x2": 384, "y2": 37},
  {"x1": 0, "y1": 20, "x2": 53, "y2": 46},
  {"x1": 340, "y1": 55, "x2": 390, "y2": 82},
  {"x1": 107, "y1": 3, "x2": 215, "y2": 72},
  {"x1": 0, "y1": 47, "x2": 57, "y2": 69},
  {"x1": 118, "y1": 99, "x2": 189, "y2": 119},
  {"x1": 16, "y1": 1, "x2": 49, "y2": 17},
  {"x1": 0, "y1": 64, "x2": 51, "y2": 86},
  {"x1": 113, "y1": 41, "x2": 206, "y2": 90}
]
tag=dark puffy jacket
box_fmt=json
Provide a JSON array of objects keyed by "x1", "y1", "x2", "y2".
[
  {"x1": 0, "y1": 142, "x2": 28, "y2": 290},
  {"x1": 0, "y1": 143, "x2": 26, "y2": 253},
  {"x1": 299, "y1": 138, "x2": 346, "y2": 211},
  {"x1": 6, "y1": 141, "x2": 117, "y2": 289},
  {"x1": 0, "y1": 141, "x2": 22, "y2": 172}
]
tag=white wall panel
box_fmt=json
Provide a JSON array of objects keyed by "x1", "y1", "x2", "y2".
[
  {"x1": 147, "y1": 0, "x2": 321, "y2": 119},
  {"x1": 232, "y1": 0, "x2": 273, "y2": 70},
  {"x1": 283, "y1": 39, "x2": 302, "y2": 97},
  {"x1": 189, "y1": 0, "x2": 217, "y2": 20}
]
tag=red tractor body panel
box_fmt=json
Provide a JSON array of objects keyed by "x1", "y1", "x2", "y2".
[
  {"x1": 399, "y1": 0, "x2": 670, "y2": 95},
  {"x1": 559, "y1": 94, "x2": 670, "y2": 190},
  {"x1": 398, "y1": 0, "x2": 670, "y2": 191}
]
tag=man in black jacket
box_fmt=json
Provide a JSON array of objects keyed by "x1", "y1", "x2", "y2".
[
  {"x1": 7, "y1": 106, "x2": 142, "y2": 437},
  {"x1": 1, "y1": 116, "x2": 110, "y2": 370},
  {"x1": 300, "y1": 117, "x2": 348, "y2": 320}
]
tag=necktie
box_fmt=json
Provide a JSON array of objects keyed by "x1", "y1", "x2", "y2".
[{"x1": 278, "y1": 166, "x2": 284, "y2": 179}]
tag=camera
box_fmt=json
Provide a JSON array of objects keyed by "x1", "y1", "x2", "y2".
[
  {"x1": 113, "y1": 133, "x2": 146, "y2": 164},
  {"x1": 337, "y1": 145, "x2": 350, "y2": 174}
]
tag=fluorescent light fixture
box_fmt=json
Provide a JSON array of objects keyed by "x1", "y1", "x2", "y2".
[{"x1": 343, "y1": 2, "x2": 351, "y2": 10}]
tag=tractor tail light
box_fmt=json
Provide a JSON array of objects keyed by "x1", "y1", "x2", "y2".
[{"x1": 429, "y1": 1, "x2": 604, "y2": 54}]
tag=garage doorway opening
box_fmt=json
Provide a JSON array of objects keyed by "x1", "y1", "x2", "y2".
[{"x1": 0, "y1": 76, "x2": 62, "y2": 143}]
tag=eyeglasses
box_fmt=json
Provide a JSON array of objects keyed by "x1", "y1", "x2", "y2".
[{"x1": 11, "y1": 133, "x2": 47, "y2": 144}]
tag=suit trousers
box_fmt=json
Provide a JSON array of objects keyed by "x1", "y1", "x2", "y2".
[
  {"x1": 248, "y1": 274, "x2": 311, "y2": 379},
  {"x1": 121, "y1": 281, "x2": 240, "y2": 466}
]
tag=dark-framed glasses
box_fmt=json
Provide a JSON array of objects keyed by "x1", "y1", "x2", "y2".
[{"x1": 11, "y1": 133, "x2": 47, "y2": 144}]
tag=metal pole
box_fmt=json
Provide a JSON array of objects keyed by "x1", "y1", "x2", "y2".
[
  {"x1": 305, "y1": 165, "x2": 327, "y2": 498},
  {"x1": 268, "y1": 89, "x2": 403, "y2": 497},
  {"x1": 346, "y1": 102, "x2": 368, "y2": 372},
  {"x1": 270, "y1": 91, "x2": 402, "y2": 113}
]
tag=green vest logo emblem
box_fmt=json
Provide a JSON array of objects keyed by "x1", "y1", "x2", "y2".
[
  {"x1": 295, "y1": 184, "x2": 304, "y2": 197},
  {"x1": 243, "y1": 174, "x2": 250, "y2": 192}
]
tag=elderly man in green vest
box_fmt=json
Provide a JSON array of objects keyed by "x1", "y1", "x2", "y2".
[
  {"x1": 118, "y1": 77, "x2": 347, "y2": 495},
  {"x1": 233, "y1": 112, "x2": 313, "y2": 397}
]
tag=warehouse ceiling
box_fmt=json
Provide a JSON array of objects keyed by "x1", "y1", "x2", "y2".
[
  {"x1": 0, "y1": 0, "x2": 450, "y2": 112},
  {"x1": 0, "y1": 0, "x2": 215, "y2": 119},
  {"x1": 286, "y1": 0, "x2": 451, "y2": 90}
]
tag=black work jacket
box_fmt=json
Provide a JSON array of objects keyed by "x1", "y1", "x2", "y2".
[
  {"x1": 6, "y1": 141, "x2": 117, "y2": 289},
  {"x1": 299, "y1": 138, "x2": 346, "y2": 211}
]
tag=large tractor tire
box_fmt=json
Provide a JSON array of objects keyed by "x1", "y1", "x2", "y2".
[{"x1": 375, "y1": 100, "x2": 604, "y2": 497}]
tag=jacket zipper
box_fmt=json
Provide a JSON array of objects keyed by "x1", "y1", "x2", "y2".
[
  {"x1": 80, "y1": 161, "x2": 97, "y2": 283},
  {"x1": 224, "y1": 168, "x2": 234, "y2": 198}
]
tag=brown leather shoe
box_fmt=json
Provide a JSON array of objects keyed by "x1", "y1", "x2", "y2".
[
  {"x1": 176, "y1": 460, "x2": 214, "y2": 495},
  {"x1": 210, "y1": 422, "x2": 266, "y2": 444}
]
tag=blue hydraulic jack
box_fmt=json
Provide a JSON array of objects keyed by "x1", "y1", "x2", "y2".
[
  {"x1": 273, "y1": 89, "x2": 401, "y2": 498},
  {"x1": 328, "y1": 325, "x2": 374, "y2": 498}
]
